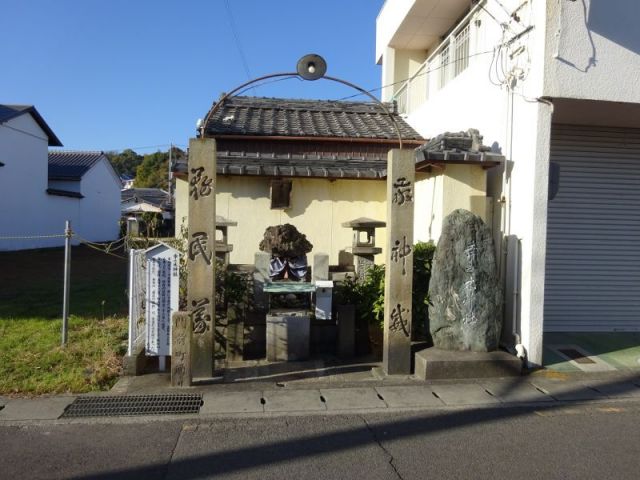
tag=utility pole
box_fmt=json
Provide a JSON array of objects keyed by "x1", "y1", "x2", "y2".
[
  {"x1": 61, "y1": 220, "x2": 72, "y2": 346},
  {"x1": 168, "y1": 142, "x2": 173, "y2": 196}
]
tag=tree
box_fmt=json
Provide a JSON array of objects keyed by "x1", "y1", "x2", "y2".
[
  {"x1": 106, "y1": 149, "x2": 143, "y2": 177},
  {"x1": 135, "y1": 146, "x2": 185, "y2": 190}
]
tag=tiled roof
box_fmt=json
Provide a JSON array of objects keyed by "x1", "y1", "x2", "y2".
[
  {"x1": 415, "y1": 130, "x2": 504, "y2": 169},
  {"x1": 0, "y1": 104, "x2": 63, "y2": 146},
  {"x1": 172, "y1": 140, "x2": 393, "y2": 179},
  {"x1": 48, "y1": 151, "x2": 104, "y2": 180},
  {"x1": 202, "y1": 96, "x2": 423, "y2": 140},
  {"x1": 121, "y1": 188, "x2": 172, "y2": 210},
  {"x1": 214, "y1": 150, "x2": 388, "y2": 179}
]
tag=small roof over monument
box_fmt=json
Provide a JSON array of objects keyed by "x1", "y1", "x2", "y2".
[
  {"x1": 415, "y1": 129, "x2": 504, "y2": 167},
  {"x1": 341, "y1": 217, "x2": 386, "y2": 228}
]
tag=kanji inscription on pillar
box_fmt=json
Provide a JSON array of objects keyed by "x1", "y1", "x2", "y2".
[
  {"x1": 383, "y1": 149, "x2": 415, "y2": 375},
  {"x1": 187, "y1": 138, "x2": 217, "y2": 378}
]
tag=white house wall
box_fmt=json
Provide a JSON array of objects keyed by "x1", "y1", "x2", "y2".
[
  {"x1": 0, "y1": 114, "x2": 73, "y2": 250},
  {"x1": 545, "y1": 0, "x2": 640, "y2": 104},
  {"x1": 77, "y1": 158, "x2": 121, "y2": 242},
  {"x1": 377, "y1": 0, "x2": 552, "y2": 365}
]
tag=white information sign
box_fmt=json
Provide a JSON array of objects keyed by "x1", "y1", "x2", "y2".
[{"x1": 145, "y1": 243, "x2": 180, "y2": 356}]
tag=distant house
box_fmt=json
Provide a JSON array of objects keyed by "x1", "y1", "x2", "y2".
[
  {"x1": 0, "y1": 104, "x2": 121, "y2": 251},
  {"x1": 120, "y1": 174, "x2": 135, "y2": 189},
  {"x1": 48, "y1": 151, "x2": 122, "y2": 242},
  {"x1": 121, "y1": 188, "x2": 174, "y2": 236}
]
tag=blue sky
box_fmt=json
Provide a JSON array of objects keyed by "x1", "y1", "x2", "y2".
[{"x1": 2, "y1": 0, "x2": 385, "y2": 152}]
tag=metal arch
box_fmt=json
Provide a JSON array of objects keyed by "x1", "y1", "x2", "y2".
[
  {"x1": 201, "y1": 72, "x2": 298, "y2": 135},
  {"x1": 323, "y1": 75, "x2": 403, "y2": 149},
  {"x1": 200, "y1": 71, "x2": 405, "y2": 149}
]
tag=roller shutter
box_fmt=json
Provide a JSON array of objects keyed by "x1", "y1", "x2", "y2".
[{"x1": 544, "y1": 124, "x2": 640, "y2": 332}]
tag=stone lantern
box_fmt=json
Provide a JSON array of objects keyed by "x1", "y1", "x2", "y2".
[
  {"x1": 215, "y1": 215, "x2": 237, "y2": 265},
  {"x1": 341, "y1": 217, "x2": 386, "y2": 279}
]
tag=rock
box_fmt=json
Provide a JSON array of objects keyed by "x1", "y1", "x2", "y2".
[
  {"x1": 259, "y1": 224, "x2": 313, "y2": 257},
  {"x1": 428, "y1": 209, "x2": 502, "y2": 351}
]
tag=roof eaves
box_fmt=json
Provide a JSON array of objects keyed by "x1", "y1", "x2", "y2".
[
  {"x1": 1, "y1": 105, "x2": 63, "y2": 147},
  {"x1": 48, "y1": 174, "x2": 82, "y2": 181},
  {"x1": 46, "y1": 188, "x2": 83, "y2": 199}
]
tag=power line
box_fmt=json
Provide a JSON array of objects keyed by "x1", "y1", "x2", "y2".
[
  {"x1": 103, "y1": 144, "x2": 188, "y2": 153},
  {"x1": 477, "y1": 2, "x2": 507, "y2": 29},
  {"x1": 234, "y1": 75, "x2": 302, "y2": 97},
  {"x1": 224, "y1": 0, "x2": 254, "y2": 89},
  {"x1": 336, "y1": 49, "x2": 496, "y2": 101},
  {"x1": 0, "y1": 122, "x2": 49, "y2": 142}
]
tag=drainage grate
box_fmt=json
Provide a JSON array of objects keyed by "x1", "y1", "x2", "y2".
[
  {"x1": 62, "y1": 394, "x2": 203, "y2": 418},
  {"x1": 558, "y1": 348, "x2": 596, "y2": 364}
]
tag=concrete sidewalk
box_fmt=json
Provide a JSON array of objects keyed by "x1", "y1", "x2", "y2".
[{"x1": 2, "y1": 366, "x2": 640, "y2": 423}]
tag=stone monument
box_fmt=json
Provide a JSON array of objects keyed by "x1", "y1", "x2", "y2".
[
  {"x1": 186, "y1": 138, "x2": 217, "y2": 378},
  {"x1": 382, "y1": 149, "x2": 415, "y2": 375},
  {"x1": 259, "y1": 224, "x2": 314, "y2": 362},
  {"x1": 415, "y1": 209, "x2": 520, "y2": 379},
  {"x1": 259, "y1": 223, "x2": 313, "y2": 280},
  {"x1": 428, "y1": 209, "x2": 502, "y2": 351},
  {"x1": 171, "y1": 312, "x2": 192, "y2": 387}
]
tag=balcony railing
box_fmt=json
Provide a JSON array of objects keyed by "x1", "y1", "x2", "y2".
[{"x1": 393, "y1": 6, "x2": 478, "y2": 116}]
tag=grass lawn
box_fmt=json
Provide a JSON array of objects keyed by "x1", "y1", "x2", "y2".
[{"x1": 0, "y1": 246, "x2": 129, "y2": 395}]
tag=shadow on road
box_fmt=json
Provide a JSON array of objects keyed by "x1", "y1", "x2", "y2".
[{"x1": 64, "y1": 374, "x2": 640, "y2": 480}]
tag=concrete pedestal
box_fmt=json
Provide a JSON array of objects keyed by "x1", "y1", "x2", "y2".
[
  {"x1": 414, "y1": 348, "x2": 522, "y2": 380},
  {"x1": 266, "y1": 310, "x2": 310, "y2": 362}
]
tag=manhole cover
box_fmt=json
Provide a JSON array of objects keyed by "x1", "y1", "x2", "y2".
[
  {"x1": 558, "y1": 348, "x2": 596, "y2": 364},
  {"x1": 62, "y1": 394, "x2": 203, "y2": 418}
]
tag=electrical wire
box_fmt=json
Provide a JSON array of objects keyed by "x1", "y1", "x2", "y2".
[
  {"x1": 0, "y1": 123, "x2": 49, "y2": 142},
  {"x1": 335, "y1": 49, "x2": 496, "y2": 102},
  {"x1": 234, "y1": 75, "x2": 302, "y2": 98},
  {"x1": 224, "y1": 0, "x2": 254, "y2": 88},
  {"x1": 104, "y1": 144, "x2": 188, "y2": 153},
  {"x1": 477, "y1": 2, "x2": 505, "y2": 28}
]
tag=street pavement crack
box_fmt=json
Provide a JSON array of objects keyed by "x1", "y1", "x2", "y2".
[
  {"x1": 163, "y1": 423, "x2": 191, "y2": 480},
  {"x1": 361, "y1": 415, "x2": 403, "y2": 480}
]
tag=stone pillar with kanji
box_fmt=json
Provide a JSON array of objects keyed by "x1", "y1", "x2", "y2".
[
  {"x1": 187, "y1": 138, "x2": 217, "y2": 379},
  {"x1": 383, "y1": 149, "x2": 415, "y2": 375}
]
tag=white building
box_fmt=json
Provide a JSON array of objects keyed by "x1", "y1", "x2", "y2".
[
  {"x1": 377, "y1": 0, "x2": 640, "y2": 365},
  {"x1": 0, "y1": 105, "x2": 121, "y2": 250}
]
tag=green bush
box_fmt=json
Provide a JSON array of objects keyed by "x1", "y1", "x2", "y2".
[
  {"x1": 412, "y1": 241, "x2": 436, "y2": 339},
  {"x1": 334, "y1": 241, "x2": 436, "y2": 339},
  {"x1": 334, "y1": 264, "x2": 385, "y2": 329}
]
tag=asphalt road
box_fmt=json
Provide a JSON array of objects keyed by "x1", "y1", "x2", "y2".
[{"x1": 1, "y1": 403, "x2": 639, "y2": 480}]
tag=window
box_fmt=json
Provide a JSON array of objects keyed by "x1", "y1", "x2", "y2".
[
  {"x1": 439, "y1": 44, "x2": 451, "y2": 89},
  {"x1": 437, "y1": 21, "x2": 470, "y2": 90},
  {"x1": 270, "y1": 179, "x2": 292, "y2": 209},
  {"x1": 453, "y1": 24, "x2": 470, "y2": 78}
]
